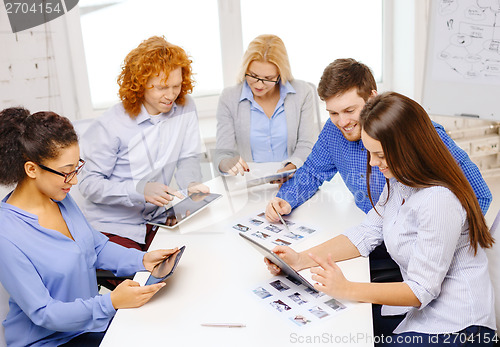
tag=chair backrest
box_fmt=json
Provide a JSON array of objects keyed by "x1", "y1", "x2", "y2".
[
  {"x1": 306, "y1": 81, "x2": 323, "y2": 134},
  {"x1": 490, "y1": 208, "x2": 500, "y2": 237},
  {"x1": 71, "y1": 119, "x2": 95, "y2": 208},
  {"x1": 0, "y1": 282, "x2": 9, "y2": 347},
  {"x1": 486, "y1": 209, "x2": 500, "y2": 331}
]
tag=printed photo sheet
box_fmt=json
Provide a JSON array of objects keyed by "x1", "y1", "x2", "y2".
[
  {"x1": 232, "y1": 211, "x2": 318, "y2": 249},
  {"x1": 251, "y1": 274, "x2": 347, "y2": 327}
]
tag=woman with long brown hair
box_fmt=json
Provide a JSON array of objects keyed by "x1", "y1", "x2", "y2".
[{"x1": 265, "y1": 92, "x2": 496, "y2": 345}]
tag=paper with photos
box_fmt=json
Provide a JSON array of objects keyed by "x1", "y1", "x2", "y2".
[
  {"x1": 232, "y1": 211, "x2": 318, "y2": 249},
  {"x1": 251, "y1": 274, "x2": 347, "y2": 327}
]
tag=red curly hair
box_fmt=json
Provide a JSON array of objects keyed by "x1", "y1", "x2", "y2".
[{"x1": 117, "y1": 36, "x2": 195, "y2": 118}]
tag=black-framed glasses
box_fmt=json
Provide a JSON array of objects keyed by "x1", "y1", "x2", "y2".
[
  {"x1": 38, "y1": 159, "x2": 85, "y2": 183},
  {"x1": 245, "y1": 74, "x2": 281, "y2": 86}
]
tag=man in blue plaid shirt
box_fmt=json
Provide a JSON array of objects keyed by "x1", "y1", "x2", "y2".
[
  {"x1": 265, "y1": 58, "x2": 492, "y2": 339},
  {"x1": 266, "y1": 58, "x2": 491, "y2": 222}
]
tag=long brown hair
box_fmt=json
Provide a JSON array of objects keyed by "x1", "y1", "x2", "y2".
[{"x1": 360, "y1": 92, "x2": 493, "y2": 254}]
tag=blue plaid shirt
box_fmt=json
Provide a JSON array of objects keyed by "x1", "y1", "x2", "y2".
[{"x1": 277, "y1": 119, "x2": 492, "y2": 214}]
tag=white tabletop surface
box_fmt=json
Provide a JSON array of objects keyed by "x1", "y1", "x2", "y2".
[{"x1": 100, "y1": 172, "x2": 374, "y2": 347}]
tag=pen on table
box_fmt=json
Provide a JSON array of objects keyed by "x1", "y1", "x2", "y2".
[
  {"x1": 271, "y1": 204, "x2": 290, "y2": 232},
  {"x1": 201, "y1": 323, "x2": 246, "y2": 328}
]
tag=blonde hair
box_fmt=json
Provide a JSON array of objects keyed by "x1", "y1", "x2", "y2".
[{"x1": 238, "y1": 34, "x2": 293, "y2": 84}]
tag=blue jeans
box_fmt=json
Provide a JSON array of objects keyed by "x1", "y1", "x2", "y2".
[{"x1": 384, "y1": 326, "x2": 498, "y2": 346}]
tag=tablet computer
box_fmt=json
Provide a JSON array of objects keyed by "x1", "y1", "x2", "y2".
[
  {"x1": 148, "y1": 192, "x2": 222, "y2": 229},
  {"x1": 239, "y1": 232, "x2": 316, "y2": 290},
  {"x1": 145, "y1": 246, "x2": 186, "y2": 285},
  {"x1": 245, "y1": 169, "x2": 296, "y2": 188}
]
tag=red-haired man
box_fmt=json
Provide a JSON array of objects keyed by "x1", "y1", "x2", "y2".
[{"x1": 80, "y1": 36, "x2": 208, "y2": 251}]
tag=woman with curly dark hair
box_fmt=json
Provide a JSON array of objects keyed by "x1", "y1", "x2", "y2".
[
  {"x1": 0, "y1": 107, "x2": 177, "y2": 346},
  {"x1": 79, "y1": 36, "x2": 208, "y2": 251}
]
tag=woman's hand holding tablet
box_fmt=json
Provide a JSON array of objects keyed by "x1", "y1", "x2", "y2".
[{"x1": 145, "y1": 246, "x2": 186, "y2": 286}]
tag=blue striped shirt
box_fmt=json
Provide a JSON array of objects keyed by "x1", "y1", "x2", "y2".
[
  {"x1": 277, "y1": 118, "x2": 492, "y2": 214},
  {"x1": 344, "y1": 179, "x2": 496, "y2": 334}
]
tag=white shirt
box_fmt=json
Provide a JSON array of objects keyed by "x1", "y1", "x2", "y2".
[
  {"x1": 79, "y1": 96, "x2": 203, "y2": 243},
  {"x1": 344, "y1": 178, "x2": 495, "y2": 334}
]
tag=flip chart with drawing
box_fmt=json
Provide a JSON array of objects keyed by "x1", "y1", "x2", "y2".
[{"x1": 422, "y1": 0, "x2": 500, "y2": 120}]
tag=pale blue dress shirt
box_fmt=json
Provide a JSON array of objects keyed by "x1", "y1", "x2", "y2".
[
  {"x1": 344, "y1": 179, "x2": 495, "y2": 334},
  {"x1": 0, "y1": 193, "x2": 146, "y2": 347},
  {"x1": 241, "y1": 81, "x2": 295, "y2": 162},
  {"x1": 79, "y1": 96, "x2": 203, "y2": 244}
]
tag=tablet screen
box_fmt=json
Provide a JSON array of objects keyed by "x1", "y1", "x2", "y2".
[
  {"x1": 150, "y1": 192, "x2": 222, "y2": 229},
  {"x1": 145, "y1": 246, "x2": 186, "y2": 285}
]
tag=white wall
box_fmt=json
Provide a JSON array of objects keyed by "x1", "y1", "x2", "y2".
[
  {"x1": 0, "y1": 6, "x2": 92, "y2": 120},
  {"x1": 389, "y1": 0, "x2": 429, "y2": 101},
  {"x1": 1, "y1": 0, "x2": 498, "y2": 174}
]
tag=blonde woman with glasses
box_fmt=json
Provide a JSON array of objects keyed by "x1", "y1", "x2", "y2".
[{"x1": 215, "y1": 34, "x2": 316, "y2": 177}]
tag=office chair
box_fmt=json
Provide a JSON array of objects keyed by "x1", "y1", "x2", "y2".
[
  {"x1": 96, "y1": 270, "x2": 133, "y2": 291},
  {"x1": 0, "y1": 282, "x2": 9, "y2": 347},
  {"x1": 369, "y1": 243, "x2": 403, "y2": 283},
  {"x1": 486, "y1": 209, "x2": 500, "y2": 333},
  {"x1": 490, "y1": 208, "x2": 500, "y2": 237},
  {"x1": 306, "y1": 81, "x2": 323, "y2": 134}
]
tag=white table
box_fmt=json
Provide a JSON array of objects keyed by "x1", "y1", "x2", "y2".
[{"x1": 101, "y1": 174, "x2": 373, "y2": 347}]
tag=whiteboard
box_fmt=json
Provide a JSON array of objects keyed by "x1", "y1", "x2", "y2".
[{"x1": 422, "y1": 0, "x2": 500, "y2": 120}]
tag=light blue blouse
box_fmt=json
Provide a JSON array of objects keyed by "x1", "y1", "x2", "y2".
[
  {"x1": 241, "y1": 81, "x2": 295, "y2": 162},
  {"x1": 0, "y1": 193, "x2": 146, "y2": 347},
  {"x1": 344, "y1": 179, "x2": 495, "y2": 334}
]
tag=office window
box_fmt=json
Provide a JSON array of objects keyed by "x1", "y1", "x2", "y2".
[
  {"x1": 241, "y1": 0, "x2": 383, "y2": 86},
  {"x1": 79, "y1": 0, "x2": 222, "y2": 109},
  {"x1": 79, "y1": 0, "x2": 384, "y2": 110}
]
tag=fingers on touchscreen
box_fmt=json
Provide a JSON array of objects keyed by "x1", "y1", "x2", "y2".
[
  {"x1": 151, "y1": 249, "x2": 180, "y2": 278},
  {"x1": 147, "y1": 246, "x2": 185, "y2": 286},
  {"x1": 190, "y1": 193, "x2": 206, "y2": 202}
]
